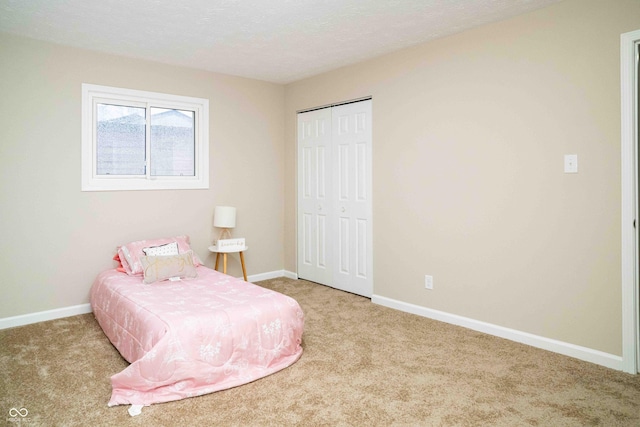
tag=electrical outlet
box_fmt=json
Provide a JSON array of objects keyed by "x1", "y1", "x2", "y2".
[{"x1": 425, "y1": 275, "x2": 433, "y2": 290}]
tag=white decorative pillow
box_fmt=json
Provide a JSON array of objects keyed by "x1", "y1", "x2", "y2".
[
  {"x1": 140, "y1": 251, "x2": 198, "y2": 284},
  {"x1": 142, "y1": 242, "x2": 179, "y2": 257},
  {"x1": 117, "y1": 235, "x2": 203, "y2": 275}
]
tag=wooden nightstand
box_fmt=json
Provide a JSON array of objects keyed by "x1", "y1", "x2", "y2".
[{"x1": 208, "y1": 245, "x2": 248, "y2": 281}]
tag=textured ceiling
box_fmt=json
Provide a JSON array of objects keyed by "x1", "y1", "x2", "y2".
[{"x1": 0, "y1": 0, "x2": 562, "y2": 84}]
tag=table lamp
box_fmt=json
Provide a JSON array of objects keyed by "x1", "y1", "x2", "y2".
[{"x1": 214, "y1": 206, "x2": 236, "y2": 241}]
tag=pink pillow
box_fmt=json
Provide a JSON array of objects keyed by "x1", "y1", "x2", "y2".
[
  {"x1": 117, "y1": 235, "x2": 202, "y2": 276},
  {"x1": 112, "y1": 253, "x2": 127, "y2": 273}
]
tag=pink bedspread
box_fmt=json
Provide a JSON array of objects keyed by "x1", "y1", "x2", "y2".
[{"x1": 90, "y1": 267, "x2": 304, "y2": 406}]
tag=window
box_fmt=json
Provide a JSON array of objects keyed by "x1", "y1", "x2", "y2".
[{"x1": 82, "y1": 84, "x2": 209, "y2": 191}]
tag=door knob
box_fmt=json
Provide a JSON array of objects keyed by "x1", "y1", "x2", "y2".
[{"x1": 341, "y1": 207, "x2": 346, "y2": 213}]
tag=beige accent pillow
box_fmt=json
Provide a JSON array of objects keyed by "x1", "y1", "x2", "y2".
[{"x1": 140, "y1": 251, "x2": 198, "y2": 284}]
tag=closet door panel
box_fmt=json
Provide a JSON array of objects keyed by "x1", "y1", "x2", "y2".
[
  {"x1": 338, "y1": 216, "x2": 350, "y2": 274},
  {"x1": 356, "y1": 218, "x2": 368, "y2": 279},
  {"x1": 332, "y1": 100, "x2": 373, "y2": 297},
  {"x1": 316, "y1": 214, "x2": 327, "y2": 269},
  {"x1": 297, "y1": 108, "x2": 332, "y2": 285}
]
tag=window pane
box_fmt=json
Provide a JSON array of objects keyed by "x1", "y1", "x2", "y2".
[
  {"x1": 96, "y1": 104, "x2": 146, "y2": 175},
  {"x1": 150, "y1": 108, "x2": 195, "y2": 176}
]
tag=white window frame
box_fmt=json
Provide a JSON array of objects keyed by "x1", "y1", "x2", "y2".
[{"x1": 81, "y1": 83, "x2": 209, "y2": 191}]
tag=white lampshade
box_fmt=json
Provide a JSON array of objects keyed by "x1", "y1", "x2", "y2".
[{"x1": 214, "y1": 206, "x2": 236, "y2": 228}]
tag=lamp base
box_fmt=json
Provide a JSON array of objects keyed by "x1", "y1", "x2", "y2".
[{"x1": 217, "y1": 228, "x2": 232, "y2": 241}]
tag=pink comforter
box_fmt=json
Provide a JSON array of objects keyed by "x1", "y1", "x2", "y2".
[{"x1": 90, "y1": 267, "x2": 304, "y2": 406}]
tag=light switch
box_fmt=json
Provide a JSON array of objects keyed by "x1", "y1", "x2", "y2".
[{"x1": 564, "y1": 154, "x2": 578, "y2": 173}]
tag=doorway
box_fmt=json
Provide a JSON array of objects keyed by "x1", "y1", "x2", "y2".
[
  {"x1": 621, "y1": 28, "x2": 640, "y2": 374},
  {"x1": 637, "y1": 40, "x2": 640, "y2": 371},
  {"x1": 296, "y1": 99, "x2": 373, "y2": 298},
  {"x1": 637, "y1": 41, "x2": 640, "y2": 371}
]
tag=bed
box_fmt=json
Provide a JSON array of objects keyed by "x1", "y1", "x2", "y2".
[{"x1": 89, "y1": 236, "x2": 304, "y2": 408}]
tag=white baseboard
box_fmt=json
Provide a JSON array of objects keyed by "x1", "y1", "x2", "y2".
[
  {"x1": 247, "y1": 270, "x2": 287, "y2": 282},
  {"x1": 3, "y1": 280, "x2": 623, "y2": 371},
  {"x1": 283, "y1": 270, "x2": 298, "y2": 280},
  {"x1": 248, "y1": 270, "x2": 298, "y2": 282},
  {"x1": 372, "y1": 294, "x2": 624, "y2": 372},
  {"x1": 1, "y1": 270, "x2": 301, "y2": 330},
  {"x1": 0, "y1": 303, "x2": 93, "y2": 330}
]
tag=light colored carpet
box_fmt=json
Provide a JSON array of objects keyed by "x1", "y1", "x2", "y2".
[{"x1": 1, "y1": 277, "x2": 639, "y2": 426}]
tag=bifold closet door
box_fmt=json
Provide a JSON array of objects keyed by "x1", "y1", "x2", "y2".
[
  {"x1": 297, "y1": 107, "x2": 333, "y2": 286},
  {"x1": 331, "y1": 100, "x2": 372, "y2": 297},
  {"x1": 297, "y1": 100, "x2": 372, "y2": 298}
]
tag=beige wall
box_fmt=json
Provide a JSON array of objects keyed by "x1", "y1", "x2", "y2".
[
  {"x1": 2, "y1": 0, "x2": 639, "y2": 359},
  {"x1": 0, "y1": 33, "x2": 285, "y2": 318},
  {"x1": 284, "y1": 0, "x2": 640, "y2": 355}
]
